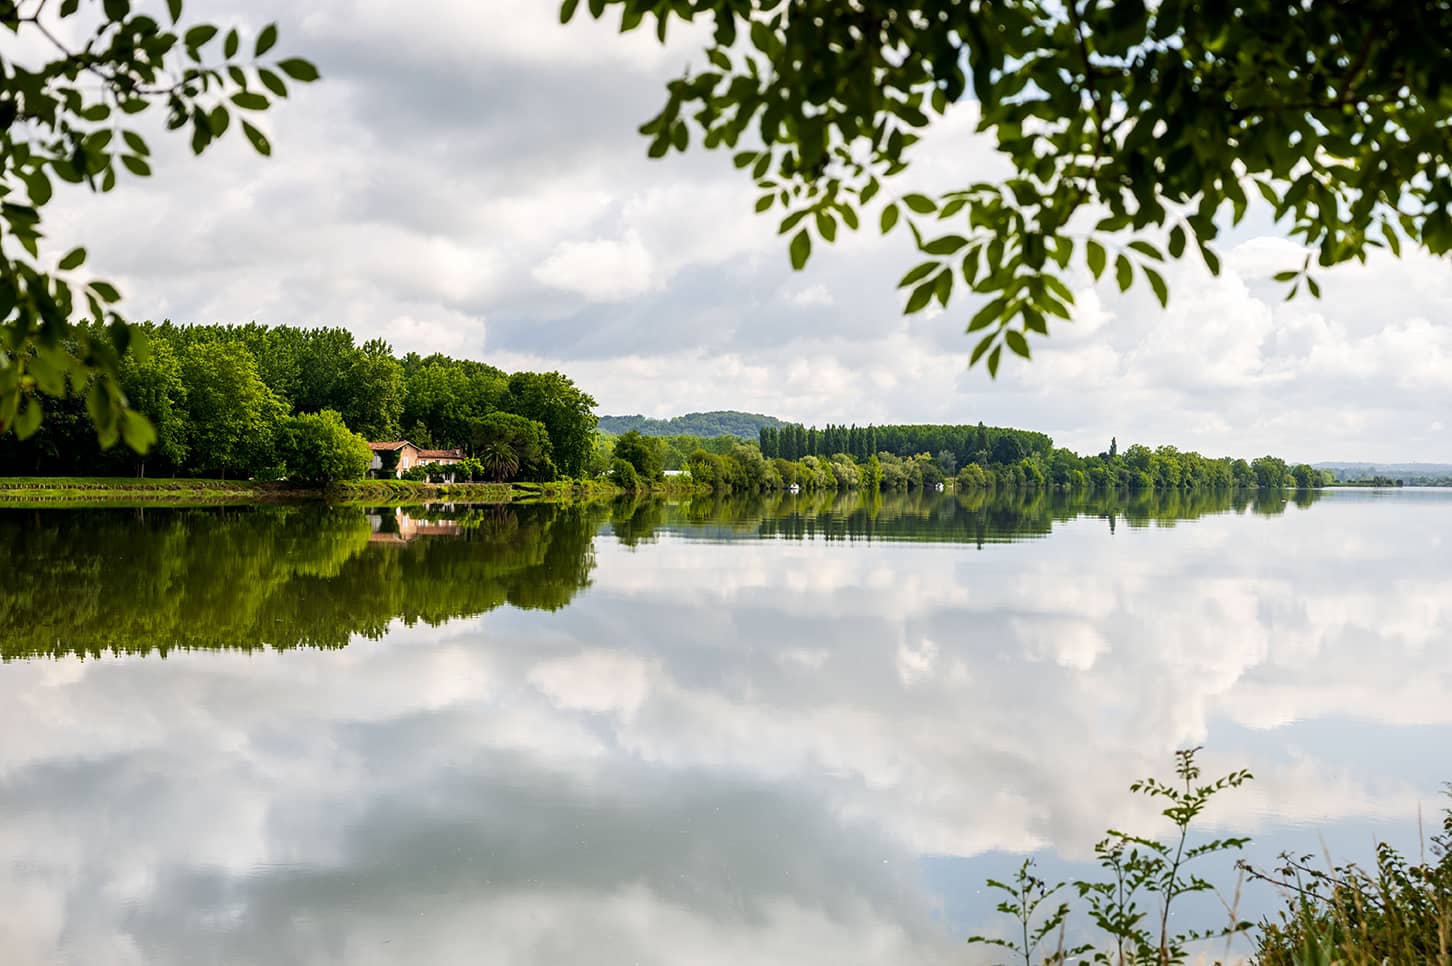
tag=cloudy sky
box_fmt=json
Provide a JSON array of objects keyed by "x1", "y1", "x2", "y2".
[{"x1": 46, "y1": 0, "x2": 1452, "y2": 462}]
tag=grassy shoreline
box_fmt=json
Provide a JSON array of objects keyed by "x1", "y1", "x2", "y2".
[{"x1": 0, "y1": 476, "x2": 624, "y2": 507}]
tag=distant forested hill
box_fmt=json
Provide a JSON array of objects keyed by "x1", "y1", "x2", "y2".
[
  {"x1": 598, "y1": 411, "x2": 789, "y2": 438},
  {"x1": 1316, "y1": 462, "x2": 1452, "y2": 485}
]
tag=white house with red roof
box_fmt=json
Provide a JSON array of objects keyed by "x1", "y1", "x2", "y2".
[{"x1": 367, "y1": 440, "x2": 466, "y2": 479}]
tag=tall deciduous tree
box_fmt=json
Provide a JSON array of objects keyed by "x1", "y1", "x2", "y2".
[
  {"x1": 468, "y1": 411, "x2": 556, "y2": 482},
  {"x1": 178, "y1": 340, "x2": 284, "y2": 479},
  {"x1": 566, "y1": 1, "x2": 1452, "y2": 372},
  {"x1": 612, "y1": 429, "x2": 664, "y2": 481},
  {"x1": 339, "y1": 339, "x2": 405, "y2": 441},
  {"x1": 0, "y1": 3, "x2": 318, "y2": 444},
  {"x1": 501, "y1": 371, "x2": 598, "y2": 477},
  {"x1": 117, "y1": 335, "x2": 187, "y2": 474}
]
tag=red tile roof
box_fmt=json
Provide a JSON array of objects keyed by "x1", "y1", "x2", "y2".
[
  {"x1": 417, "y1": 449, "x2": 465, "y2": 460},
  {"x1": 368, "y1": 441, "x2": 412, "y2": 452}
]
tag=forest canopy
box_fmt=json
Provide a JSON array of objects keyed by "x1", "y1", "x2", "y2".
[{"x1": 0, "y1": 322, "x2": 598, "y2": 481}]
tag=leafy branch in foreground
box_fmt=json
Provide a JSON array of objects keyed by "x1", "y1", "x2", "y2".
[
  {"x1": 968, "y1": 747, "x2": 1253, "y2": 965},
  {"x1": 564, "y1": 1, "x2": 1452, "y2": 374},
  {"x1": 0, "y1": 0, "x2": 318, "y2": 447}
]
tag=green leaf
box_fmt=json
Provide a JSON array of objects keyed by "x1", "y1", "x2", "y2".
[
  {"x1": 1115, "y1": 254, "x2": 1133, "y2": 292},
  {"x1": 815, "y1": 210, "x2": 837, "y2": 242},
  {"x1": 898, "y1": 261, "x2": 936, "y2": 288},
  {"x1": 923, "y1": 235, "x2": 968, "y2": 255},
  {"x1": 1043, "y1": 274, "x2": 1074, "y2": 304},
  {"x1": 87, "y1": 388, "x2": 118, "y2": 448},
  {"x1": 986, "y1": 344, "x2": 1003, "y2": 377},
  {"x1": 1005, "y1": 329, "x2": 1031, "y2": 359},
  {"x1": 967, "y1": 296, "x2": 1008, "y2": 332},
  {"x1": 779, "y1": 209, "x2": 808, "y2": 234},
  {"x1": 59, "y1": 247, "x2": 87, "y2": 271},
  {"x1": 1128, "y1": 240, "x2": 1163, "y2": 261},
  {"x1": 184, "y1": 24, "x2": 218, "y2": 49},
  {"x1": 14, "y1": 398, "x2": 42, "y2": 440},
  {"x1": 121, "y1": 155, "x2": 152, "y2": 177},
  {"x1": 902, "y1": 193, "x2": 937, "y2": 214},
  {"x1": 905, "y1": 279, "x2": 934, "y2": 314},
  {"x1": 120, "y1": 410, "x2": 158, "y2": 453},
  {"x1": 1168, "y1": 225, "x2": 1186, "y2": 259},
  {"x1": 258, "y1": 68, "x2": 288, "y2": 98},
  {"x1": 241, "y1": 120, "x2": 271, "y2": 156},
  {"x1": 166, "y1": 0, "x2": 182, "y2": 23},
  {"x1": 1086, "y1": 240, "x2": 1106, "y2": 280},
  {"x1": 22, "y1": 170, "x2": 52, "y2": 206},
  {"x1": 231, "y1": 92, "x2": 270, "y2": 111},
  {"x1": 933, "y1": 267, "x2": 953, "y2": 306},
  {"x1": 789, "y1": 228, "x2": 811, "y2": 270},
  {"x1": 90, "y1": 281, "x2": 122, "y2": 303},
  {"x1": 1382, "y1": 222, "x2": 1401, "y2": 257},
  {"x1": 1272, "y1": 270, "x2": 1298, "y2": 282},
  {"x1": 256, "y1": 22, "x2": 279, "y2": 56},
  {"x1": 224, "y1": 28, "x2": 239, "y2": 59},
  {"x1": 559, "y1": 0, "x2": 580, "y2": 23},
  {"x1": 880, "y1": 203, "x2": 900, "y2": 234},
  {"x1": 277, "y1": 58, "x2": 320, "y2": 82},
  {"x1": 1144, "y1": 265, "x2": 1168, "y2": 307},
  {"x1": 1200, "y1": 243, "x2": 1221, "y2": 276},
  {"x1": 969, "y1": 332, "x2": 996, "y2": 366},
  {"x1": 122, "y1": 131, "x2": 149, "y2": 156},
  {"x1": 1306, "y1": 275, "x2": 1321, "y2": 298}
]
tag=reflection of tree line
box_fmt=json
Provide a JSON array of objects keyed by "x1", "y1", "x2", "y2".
[
  {"x1": 609, "y1": 486, "x2": 1323, "y2": 546},
  {"x1": 0, "y1": 503, "x2": 605, "y2": 660},
  {"x1": 3, "y1": 488, "x2": 1323, "y2": 659}
]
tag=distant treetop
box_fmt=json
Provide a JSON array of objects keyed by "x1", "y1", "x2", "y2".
[{"x1": 598, "y1": 410, "x2": 789, "y2": 439}]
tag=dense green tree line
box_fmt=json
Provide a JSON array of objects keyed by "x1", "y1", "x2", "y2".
[
  {"x1": 0, "y1": 323, "x2": 598, "y2": 481},
  {"x1": 591, "y1": 431, "x2": 740, "y2": 474},
  {"x1": 630, "y1": 421, "x2": 1325, "y2": 497},
  {"x1": 759, "y1": 421, "x2": 1054, "y2": 465}
]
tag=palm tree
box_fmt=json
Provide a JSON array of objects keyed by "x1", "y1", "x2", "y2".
[{"x1": 478, "y1": 440, "x2": 520, "y2": 482}]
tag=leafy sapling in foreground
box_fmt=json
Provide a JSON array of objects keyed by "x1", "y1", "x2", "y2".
[{"x1": 969, "y1": 748, "x2": 1253, "y2": 965}]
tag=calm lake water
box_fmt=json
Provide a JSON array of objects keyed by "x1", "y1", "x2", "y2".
[{"x1": 2, "y1": 489, "x2": 1449, "y2": 964}]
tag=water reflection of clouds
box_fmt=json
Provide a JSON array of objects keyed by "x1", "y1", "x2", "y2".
[{"x1": 1, "y1": 494, "x2": 1449, "y2": 963}]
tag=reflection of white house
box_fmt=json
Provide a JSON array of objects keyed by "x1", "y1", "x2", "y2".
[
  {"x1": 368, "y1": 441, "x2": 466, "y2": 479},
  {"x1": 367, "y1": 508, "x2": 464, "y2": 544}
]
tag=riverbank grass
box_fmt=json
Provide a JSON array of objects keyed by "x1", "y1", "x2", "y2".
[
  {"x1": 0, "y1": 475, "x2": 652, "y2": 507},
  {"x1": 0, "y1": 477, "x2": 301, "y2": 504}
]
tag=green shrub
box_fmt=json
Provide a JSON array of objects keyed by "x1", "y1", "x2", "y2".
[
  {"x1": 1251, "y1": 801, "x2": 1452, "y2": 966},
  {"x1": 609, "y1": 457, "x2": 640, "y2": 490}
]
